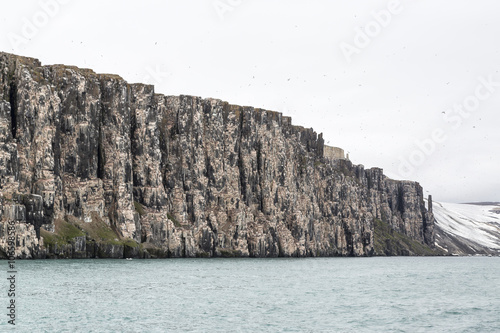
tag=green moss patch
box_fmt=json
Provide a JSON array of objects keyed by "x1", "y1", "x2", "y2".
[
  {"x1": 196, "y1": 251, "x2": 210, "y2": 258},
  {"x1": 134, "y1": 201, "x2": 145, "y2": 216},
  {"x1": 373, "y1": 219, "x2": 439, "y2": 256},
  {"x1": 218, "y1": 248, "x2": 242, "y2": 257},
  {"x1": 122, "y1": 238, "x2": 140, "y2": 249},
  {"x1": 40, "y1": 229, "x2": 62, "y2": 248},
  {"x1": 73, "y1": 215, "x2": 121, "y2": 245},
  {"x1": 41, "y1": 218, "x2": 85, "y2": 247},
  {"x1": 41, "y1": 215, "x2": 139, "y2": 250},
  {"x1": 167, "y1": 213, "x2": 182, "y2": 228}
]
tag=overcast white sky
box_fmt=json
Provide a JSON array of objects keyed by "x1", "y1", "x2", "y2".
[{"x1": 1, "y1": 0, "x2": 499, "y2": 203}]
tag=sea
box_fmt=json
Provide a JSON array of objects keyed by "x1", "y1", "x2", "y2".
[{"x1": 2, "y1": 257, "x2": 499, "y2": 332}]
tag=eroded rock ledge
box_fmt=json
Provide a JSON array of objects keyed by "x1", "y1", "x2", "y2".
[{"x1": 0, "y1": 52, "x2": 436, "y2": 258}]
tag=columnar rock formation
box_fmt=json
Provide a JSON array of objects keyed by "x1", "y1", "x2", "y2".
[{"x1": 0, "y1": 52, "x2": 435, "y2": 258}]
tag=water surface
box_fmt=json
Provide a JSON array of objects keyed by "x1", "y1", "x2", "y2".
[{"x1": 3, "y1": 257, "x2": 499, "y2": 332}]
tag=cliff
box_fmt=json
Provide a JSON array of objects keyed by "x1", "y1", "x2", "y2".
[{"x1": 0, "y1": 52, "x2": 437, "y2": 258}]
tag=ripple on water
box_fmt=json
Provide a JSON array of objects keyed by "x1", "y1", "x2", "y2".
[{"x1": 4, "y1": 257, "x2": 500, "y2": 332}]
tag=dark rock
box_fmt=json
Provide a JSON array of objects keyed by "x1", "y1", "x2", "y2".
[{"x1": 96, "y1": 242, "x2": 124, "y2": 259}]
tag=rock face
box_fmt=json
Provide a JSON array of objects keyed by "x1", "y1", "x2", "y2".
[{"x1": 0, "y1": 52, "x2": 435, "y2": 258}]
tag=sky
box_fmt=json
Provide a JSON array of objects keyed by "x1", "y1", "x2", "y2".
[{"x1": 0, "y1": 0, "x2": 499, "y2": 203}]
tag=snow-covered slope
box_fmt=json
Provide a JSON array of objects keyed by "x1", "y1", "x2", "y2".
[{"x1": 429, "y1": 200, "x2": 500, "y2": 255}]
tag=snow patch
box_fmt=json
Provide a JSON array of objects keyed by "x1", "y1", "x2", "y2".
[{"x1": 429, "y1": 199, "x2": 500, "y2": 250}]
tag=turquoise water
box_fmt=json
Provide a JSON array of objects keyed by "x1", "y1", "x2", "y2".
[{"x1": 2, "y1": 257, "x2": 499, "y2": 332}]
